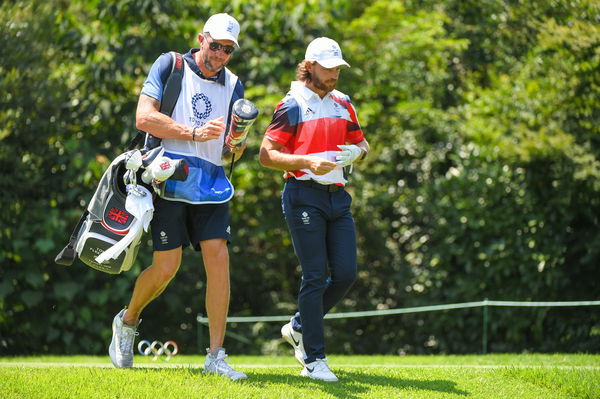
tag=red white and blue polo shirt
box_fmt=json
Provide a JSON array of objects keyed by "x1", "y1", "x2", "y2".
[{"x1": 265, "y1": 81, "x2": 364, "y2": 185}]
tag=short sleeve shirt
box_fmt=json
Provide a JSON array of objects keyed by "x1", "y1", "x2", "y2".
[{"x1": 265, "y1": 81, "x2": 364, "y2": 185}]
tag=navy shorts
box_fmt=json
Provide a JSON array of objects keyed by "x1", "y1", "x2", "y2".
[{"x1": 150, "y1": 197, "x2": 231, "y2": 251}]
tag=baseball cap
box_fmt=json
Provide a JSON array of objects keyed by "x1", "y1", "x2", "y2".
[
  {"x1": 305, "y1": 37, "x2": 350, "y2": 68},
  {"x1": 203, "y1": 13, "x2": 240, "y2": 47}
]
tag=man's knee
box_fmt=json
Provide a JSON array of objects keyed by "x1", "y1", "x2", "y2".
[
  {"x1": 201, "y1": 239, "x2": 229, "y2": 263},
  {"x1": 200, "y1": 239, "x2": 230, "y2": 277},
  {"x1": 200, "y1": 239, "x2": 228, "y2": 255},
  {"x1": 152, "y1": 248, "x2": 182, "y2": 281},
  {"x1": 301, "y1": 271, "x2": 329, "y2": 292}
]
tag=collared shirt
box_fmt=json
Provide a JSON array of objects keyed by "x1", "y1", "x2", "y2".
[
  {"x1": 265, "y1": 81, "x2": 364, "y2": 185},
  {"x1": 141, "y1": 48, "x2": 236, "y2": 101}
]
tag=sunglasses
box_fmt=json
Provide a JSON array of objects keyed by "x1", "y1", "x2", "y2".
[{"x1": 206, "y1": 38, "x2": 236, "y2": 55}]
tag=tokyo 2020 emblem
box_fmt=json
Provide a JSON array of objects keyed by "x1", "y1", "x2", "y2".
[{"x1": 192, "y1": 93, "x2": 212, "y2": 121}]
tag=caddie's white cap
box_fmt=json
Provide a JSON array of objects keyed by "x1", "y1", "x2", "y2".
[
  {"x1": 305, "y1": 37, "x2": 350, "y2": 68},
  {"x1": 203, "y1": 13, "x2": 240, "y2": 47}
]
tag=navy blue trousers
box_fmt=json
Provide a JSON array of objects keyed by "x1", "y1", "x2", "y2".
[{"x1": 282, "y1": 179, "x2": 357, "y2": 363}]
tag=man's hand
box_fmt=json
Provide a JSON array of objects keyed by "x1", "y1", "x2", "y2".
[
  {"x1": 194, "y1": 116, "x2": 225, "y2": 142},
  {"x1": 335, "y1": 144, "x2": 362, "y2": 167},
  {"x1": 307, "y1": 156, "x2": 337, "y2": 175}
]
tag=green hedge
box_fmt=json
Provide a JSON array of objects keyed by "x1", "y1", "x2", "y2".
[{"x1": 1, "y1": 0, "x2": 598, "y2": 355}]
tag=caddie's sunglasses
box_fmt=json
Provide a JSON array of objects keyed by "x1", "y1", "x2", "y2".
[{"x1": 206, "y1": 38, "x2": 235, "y2": 55}]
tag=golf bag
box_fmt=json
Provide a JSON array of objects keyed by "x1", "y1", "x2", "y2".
[
  {"x1": 55, "y1": 52, "x2": 186, "y2": 274},
  {"x1": 55, "y1": 147, "x2": 188, "y2": 274}
]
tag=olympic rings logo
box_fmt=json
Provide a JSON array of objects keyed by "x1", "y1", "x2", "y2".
[{"x1": 137, "y1": 340, "x2": 179, "y2": 361}]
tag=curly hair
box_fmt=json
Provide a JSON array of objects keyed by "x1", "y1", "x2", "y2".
[{"x1": 295, "y1": 60, "x2": 313, "y2": 83}]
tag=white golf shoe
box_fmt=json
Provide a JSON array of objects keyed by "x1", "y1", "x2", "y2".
[
  {"x1": 281, "y1": 319, "x2": 306, "y2": 366},
  {"x1": 301, "y1": 358, "x2": 338, "y2": 382},
  {"x1": 204, "y1": 348, "x2": 247, "y2": 381},
  {"x1": 108, "y1": 309, "x2": 139, "y2": 368}
]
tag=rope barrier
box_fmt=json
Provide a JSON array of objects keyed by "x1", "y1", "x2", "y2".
[
  {"x1": 196, "y1": 299, "x2": 600, "y2": 353},
  {"x1": 196, "y1": 300, "x2": 600, "y2": 324}
]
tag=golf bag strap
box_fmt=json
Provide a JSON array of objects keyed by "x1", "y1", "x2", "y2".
[
  {"x1": 159, "y1": 51, "x2": 184, "y2": 117},
  {"x1": 128, "y1": 51, "x2": 184, "y2": 151},
  {"x1": 127, "y1": 131, "x2": 145, "y2": 151}
]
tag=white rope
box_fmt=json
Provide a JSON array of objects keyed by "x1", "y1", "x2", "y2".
[{"x1": 196, "y1": 300, "x2": 600, "y2": 324}]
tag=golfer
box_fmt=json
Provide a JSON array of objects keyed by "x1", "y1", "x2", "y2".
[{"x1": 259, "y1": 37, "x2": 369, "y2": 382}]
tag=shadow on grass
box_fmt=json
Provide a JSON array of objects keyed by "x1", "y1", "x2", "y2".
[
  {"x1": 244, "y1": 370, "x2": 469, "y2": 398},
  {"x1": 131, "y1": 367, "x2": 469, "y2": 398}
]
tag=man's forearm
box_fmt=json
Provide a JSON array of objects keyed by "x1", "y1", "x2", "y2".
[
  {"x1": 136, "y1": 111, "x2": 193, "y2": 141},
  {"x1": 135, "y1": 94, "x2": 193, "y2": 141},
  {"x1": 259, "y1": 149, "x2": 311, "y2": 171}
]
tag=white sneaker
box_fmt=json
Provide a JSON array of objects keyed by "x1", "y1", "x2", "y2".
[
  {"x1": 301, "y1": 358, "x2": 338, "y2": 382},
  {"x1": 281, "y1": 319, "x2": 306, "y2": 366},
  {"x1": 108, "y1": 309, "x2": 139, "y2": 368},
  {"x1": 204, "y1": 348, "x2": 247, "y2": 381}
]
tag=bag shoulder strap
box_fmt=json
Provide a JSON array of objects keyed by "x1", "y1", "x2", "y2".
[
  {"x1": 128, "y1": 51, "x2": 185, "y2": 150},
  {"x1": 159, "y1": 51, "x2": 184, "y2": 116}
]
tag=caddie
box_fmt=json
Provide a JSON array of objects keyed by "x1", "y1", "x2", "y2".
[{"x1": 108, "y1": 12, "x2": 248, "y2": 381}]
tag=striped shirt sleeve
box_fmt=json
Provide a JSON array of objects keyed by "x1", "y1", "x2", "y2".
[{"x1": 265, "y1": 97, "x2": 300, "y2": 146}]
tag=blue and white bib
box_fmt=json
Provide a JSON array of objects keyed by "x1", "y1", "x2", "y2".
[{"x1": 160, "y1": 62, "x2": 238, "y2": 204}]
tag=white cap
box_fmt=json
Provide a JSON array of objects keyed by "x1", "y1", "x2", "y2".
[
  {"x1": 305, "y1": 37, "x2": 350, "y2": 68},
  {"x1": 203, "y1": 13, "x2": 240, "y2": 47}
]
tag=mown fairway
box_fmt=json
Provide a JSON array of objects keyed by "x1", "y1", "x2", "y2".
[{"x1": 1, "y1": 354, "x2": 598, "y2": 398}]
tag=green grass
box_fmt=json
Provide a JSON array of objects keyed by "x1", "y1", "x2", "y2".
[{"x1": 0, "y1": 354, "x2": 598, "y2": 398}]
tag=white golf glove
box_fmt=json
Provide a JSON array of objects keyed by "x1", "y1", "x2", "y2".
[{"x1": 335, "y1": 144, "x2": 362, "y2": 167}]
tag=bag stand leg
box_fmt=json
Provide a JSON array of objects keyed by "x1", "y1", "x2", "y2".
[{"x1": 55, "y1": 210, "x2": 88, "y2": 266}]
